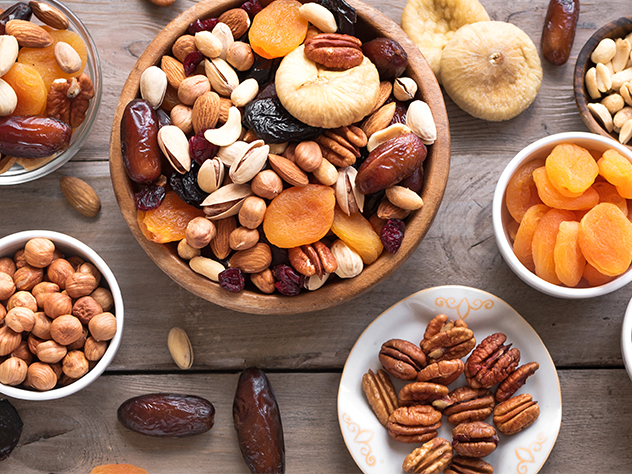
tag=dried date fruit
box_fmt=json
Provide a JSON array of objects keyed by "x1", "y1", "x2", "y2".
[
  {"x1": 541, "y1": 0, "x2": 579, "y2": 66},
  {"x1": 381, "y1": 218, "x2": 405, "y2": 254},
  {"x1": 362, "y1": 38, "x2": 408, "y2": 81},
  {"x1": 135, "y1": 184, "x2": 166, "y2": 211},
  {"x1": 243, "y1": 97, "x2": 322, "y2": 143},
  {"x1": 0, "y1": 116, "x2": 72, "y2": 159},
  {"x1": 234, "y1": 367, "x2": 285, "y2": 474},
  {"x1": 121, "y1": 98, "x2": 162, "y2": 184},
  {"x1": 117, "y1": 393, "x2": 215, "y2": 437},
  {"x1": 219, "y1": 267, "x2": 245, "y2": 292},
  {"x1": 317, "y1": 0, "x2": 356, "y2": 36},
  {"x1": 0, "y1": 399, "x2": 23, "y2": 461}
]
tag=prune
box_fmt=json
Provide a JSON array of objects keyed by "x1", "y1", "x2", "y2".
[
  {"x1": 244, "y1": 98, "x2": 322, "y2": 144},
  {"x1": 121, "y1": 98, "x2": 162, "y2": 184},
  {"x1": 169, "y1": 163, "x2": 208, "y2": 207},
  {"x1": 117, "y1": 393, "x2": 215, "y2": 437},
  {"x1": 233, "y1": 367, "x2": 285, "y2": 474},
  {"x1": 241, "y1": 0, "x2": 262, "y2": 19},
  {"x1": 135, "y1": 184, "x2": 166, "y2": 211},
  {"x1": 219, "y1": 267, "x2": 245, "y2": 292},
  {"x1": 317, "y1": 0, "x2": 356, "y2": 36},
  {"x1": 256, "y1": 82, "x2": 277, "y2": 101},
  {"x1": 0, "y1": 2, "x2": 32, "y2": 34},
  {"x1": 362, "y1": 38, "x2": 408, "y2": 80},
  {"x1": 273, "y1": 264, "x2": 303, "y2": 296},
  {"x1": 248, "y1": 54, "x2": 281, "y2": 88},
  {"x1": 381, "y1": 219, "x2": 405, "y2": 254},
  {"x1": 0, "y1": 399, "x2": 23, "y2": 461},
  {"x1": 184, "y1": 51, "x2": 206, "y2": 76},
  {"x1": 188, "y1": 17, "x2": 218, "y2": 35},
  {"x1": 189, "y1": 129, "x2": 218, "y2": 165}
]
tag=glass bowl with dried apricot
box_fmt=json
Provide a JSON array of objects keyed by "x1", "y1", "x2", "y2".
[
  {"x1": 0, "y1": 0, "x2": 102, "y2": 185},
  {"x1": 493, "y1": 132, "x2": 632, "y2": 298}
]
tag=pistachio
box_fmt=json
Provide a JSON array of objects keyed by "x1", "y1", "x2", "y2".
[
  {"x1": 205, "y1": 58, "x2": 239, "y2": 97},
  {"x1": 330, "y1": 240, "x2": 363, "y2": 279},
  {"x1": 202, "y1": 183, "x2": 253, "y2": 220},
  {"x1": 336, "y1": 166, "x2": 364, "y2": 216},
  {"x1": 195, "y1": 30, "x2": 223, "y2": 59},
  {"x1": 167, "y1": 327, "x2": 194, "y2": 370},
  {"x1": 585, "y1": 67, "x2": 601, "y2": 100},
  {"x1": 393, "y1": 77, "x2": 418, "y2": 101},
  {"x1": 229, "y1": 139, "x2": 269, "y2": 184},
  {"x1": 217, "y1": 140, "x2": 251, "y2": 167},
  {"x1": 406, "y1": 100, "x2": 437, "y2": 145},
  {"x1": 304, "y1": 272, "x2": 330, "y2": 291},
  {"x1": 157, "y1": 125, "x2": 191, "y2": 174},
  {"x1": 204, "y1": 106, "x2": 242, "y2": 146},
  {"x1": 230, "y1": 77, "x2": 259, "y2": 108},
  {"x1": 367, "y1": 123, "x2": 412, "y2": 152},
  {"x1": 189, "y1": 256, "x2": 225, "y2": 282},
  {"x1": 198, "y1": 157, "x2": 224, "y2": 193},
  {"x1": 0, "y1": 35, "x2": 19, "y2": 77},
  {"x1": 0, "y1": 78, "x2": 17, "y2": 117},
  {"x1": 386, "y1": 185, "x2": 424, "y2": 210}
]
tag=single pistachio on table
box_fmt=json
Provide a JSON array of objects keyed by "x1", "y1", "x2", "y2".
[{"x1": 167, "y1": 327, "x2": 194, "y2": 370}]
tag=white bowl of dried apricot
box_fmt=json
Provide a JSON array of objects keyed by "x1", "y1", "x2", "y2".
[{"x1": 493, "y1": 132, "x2": 632, "y2": 298}]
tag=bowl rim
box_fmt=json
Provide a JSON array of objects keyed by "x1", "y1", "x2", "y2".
[
  {"x1": 0, "y1": 230, "x2": 124, "y2": 401},
  {"x1": 621, "y1": 295, "x2": 632, "y2": 380},
  {"x1": 108, "y1": 0, "x2": 451, "y2": 314},
  {"x1": 0, "y1": 0, "x2": 103, "y2": 186},
  {"x1": 492, "y1": 131, "x2": 632, "y2": 299}
]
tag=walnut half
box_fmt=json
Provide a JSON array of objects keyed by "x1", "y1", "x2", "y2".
[{"x1": 46, "y1": 73, "x2": 94, "y2": 128}]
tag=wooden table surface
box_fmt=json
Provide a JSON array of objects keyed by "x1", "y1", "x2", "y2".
[{"x1": 2, "y1": 0, "x2": 632, "y2": 472}]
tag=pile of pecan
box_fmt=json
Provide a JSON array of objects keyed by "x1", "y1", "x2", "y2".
[{"x1": 362, "y1": 314, "x2": 541, "y2": 473}]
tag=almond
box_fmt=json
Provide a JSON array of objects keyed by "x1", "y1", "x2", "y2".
[
  {"x1": 218, "y1": 8, "x2": 251, "y2": 40},
  {"x1": 5, "y1": 20, "x2": 53, "y2": 48},
  {"x1": 268, "y1": 154, "x2": 309, "y2": 187},
  {"x1": 361, "y1": 102, "x2": 396, "y2": 138},
  {"x1": 218, "y1": 97, "x2": 232, "y2": 125},
  {"x1": 161, "y1": 55, "x2": 187, "y2": 89},
  {"x1": 228, "y1": 242, "x2": 272, "y2": 273},
  {"x1": 368, "y1": 81, "x2": 393, "y2": 115},
  {"x1": 192, "y1": 91, "x2": 220, "y2": 133},
  {"x1": 29, "y1": 1, "x2": 69, "y2": 30},
  {"x1": 59, "y1": 176, "x2": 101, "y2": 217},
  {"x1": 209, "y1": 216, "x2": 236, "y2": 259},
  {"x1": 54, "y1": 41, "x2": 82, "y2": 74}
]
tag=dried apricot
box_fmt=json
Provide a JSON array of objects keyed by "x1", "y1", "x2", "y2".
[
  {"x1": 249, "y1": 0, "x2": 308, "y2": 59},
  {"x1": 138, "y1": 191, "x2": 205, "y2": 244},
  {"x1": 90, "y1": 465, "x2": 149, "y2": 474},
  {"x1": 616, "y1": 180, "x2": 632, "y2": 200},
  {"x1": 533, "y1": 166, "x2": 599, "y2": 210},
  {"x1": 582, "y1": 263, "x2": 616, "y2": 286},
  {"x1": 532, "y1": 208, "x2": 576, "y2": 284},
  {"x1": 506, "y1": 219, "x2": 520, "y2": 243},
  {"x1": 554, "y1": 221, "x2": 586, "y2": 287},
  {"x1": 505, "y1": 159, "x2": 544, "y2": 222},
  {"x1": 597, "y1": 149, "x2": 632, "y2": 187},
  {"x1": 331, "y1": 207, "x2": 383, "y2": 264},
  {"x1": 592, "y1": 181, "x2": 628, "y2": 215},
  {"x1": 513, "y1": 204, "x2": 550, "y2": 272},
  {"x1": 2, "y1": 63, "x2": 47, "y2": 116},
  {"x1": 263, "y1": 184, "x2": 336, "y2": 248},
  {"x1": 578, "y1": 202, "x2": 632, "y2": 276},
  {"x1": 545, "y1": 144, "x2": 598, "y2": 197}
]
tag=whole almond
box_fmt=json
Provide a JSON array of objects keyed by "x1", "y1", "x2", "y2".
[
  {"x1": 218, "y1": 8, "x2": 251, "y2": 39},
  {"x1": 54, "y1": 41, "x2": 82, "y2": 74},
  {"x1": 210, "y1": 216, "x2": 236, "y2": 259},
  {"x1": 369, "y1": 81, "x2": 394, "y2": 115},
  {"x1": 172, "y1": 35, "x2": 197, "y2": 63},
  {"x1": 161, "y1": 55, "x2": 187, "y2": 89},
  {"x1": 228, "y1": 242, "x2": 272, "y2": 273},
  {"x1": 29, "y1": 1, "x2": 69, "y2": 30},
  {"x1": 217, "y1": 97, "x2": 232, "y2": 125},
  {"x1": 60, "y1": 176, "x2": 101, "y2": 217},
  {"x1": 362, "y1": 102, "x2": 396, "y2": 138},
  {"x1": 192, "y1": 91, "x2": 220, "y2": 133},
  {"x1": 6, "y1": 20, "x2": 53, "y2": 48},
  {"x1": 268, "y1": 154, "x2": 309, "y2": 187},
  {"x1": 0, "y1": 35, "x2": 19, "y2": 77}
]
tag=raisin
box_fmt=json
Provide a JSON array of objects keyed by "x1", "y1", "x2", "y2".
[
  {"x1": 244, "y1": 97, "x2": 322, "y2": 144},
  {"x1": 381, "y1": 219, "x2": 405, "y2": 254},
  {"x1": 219, "y1": 268, "x2": 245, "y2": 292},
  {"x1": 247, "y1": 54, "x2": 281, "y2": 88},
  {"x1": 156, "y1": 108, "x2": 171, "y2": 128},
  {"x1": 184, "y1": 51, "x2": 205, "y2": 76},
  {"x1": 188, "y1": 18, "x2": 218, "y2": 35},
  {"x1": 362, "y1": 190, "x2": 385, "y2": 219},
  {"x1": 169, "y1": 163, "x2": 208, "y2": 208},
  {"x1": 189, "y1": 130, "x2": 218, "y2": 165},
  {"x1": 391, "y1": 100, "x2": 408, "y2": 125},
  {"x1": 273, "y1": 264, "x2": 303, "y2": 296},
  {"x1": 135, "y1": 184, "x2": 166, "y2": 211},
  {"x1": 317, "y1": 0, "x2": 356, "y2": 36},
  {"x1": 241, "y1": 0, "x2": 262, "y2": 19}
]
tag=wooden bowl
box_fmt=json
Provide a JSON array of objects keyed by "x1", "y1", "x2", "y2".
[
  {"x1": 109, "y1": 0, "x2": 450, "y2": 314},
  {"x1": 574, "y1": 16, "x2": 632, "y2": 152}
]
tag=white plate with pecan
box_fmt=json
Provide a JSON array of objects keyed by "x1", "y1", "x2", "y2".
[{"x1": 337, "y1": 285, "x2": 561, "y2": 474}]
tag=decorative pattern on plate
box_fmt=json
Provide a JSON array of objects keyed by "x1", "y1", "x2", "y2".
[
  {"x1": 341, "y1": 413, "x2": 376, "y2": 466},
  {"x1": 516, "y1": 433, "x2": 547, "y2": 474},
  {"x1": 434, "y1": 296, "x2": 495, "y2": 319}
]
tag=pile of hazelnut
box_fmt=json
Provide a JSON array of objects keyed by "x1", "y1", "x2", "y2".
[
  {"x1": 362, "y1": 314, "x2": 540, "y2": 473},
  {"x1": 0, "y1": 237, "x2": 117, "y2": 392}
]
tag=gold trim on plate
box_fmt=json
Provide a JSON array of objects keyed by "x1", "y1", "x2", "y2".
[
  {"x1": 341, "y1": 413, "x2": 376, "y2": 467},
  {"x1": 434, "y1": 296, "x2": 495, "y2": 319},
  {"x1": 516, "y1": 432, "x2": 547, "y2": 474}
]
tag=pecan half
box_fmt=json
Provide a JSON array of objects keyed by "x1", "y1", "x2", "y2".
[
  {"x1": 445, "y1": 456, "x2": 494, "y2": 474},
  {"x1": 443, "y1": 386, "x2": 495, "y2": 425},
  {"x1": 417, "y1": 359, "x2": 464, "y2": 386},
  {"x1": 387, "y1": 405, "x2": 442, "y2": 443},
  {"x1": 288, "y1": 241, "x2": 337, "y2": 277},
  {"x1": 46, "y1": 73, "x2": 95, "y2": 128},
  {"x1": 304, "y1": 33, "x2": 364, "y2": 70},
  {"x1": 403, "y1": 437, "x2": 453, "y2": 474},
  {"x1": 451, "y1": 422, "x2": 499, "y2": 458},
  {"x1": 399, "y1": 382, "x2": 449, "y2": 407},
  {"x1": 495, "y1": 362, "x2": 539, "y2": 402},
  {"x1": 316, "y1": 125, "x2": 367, "y2": 167},
  {"x1": 421, "y1": 314, "x2": 476, "y2": 363},
  {"x1": 379, "y1": 339, "x2": 427, "y2": 381},
  {"x1": 465, "y1": 333, "x2": 520, "y2": 389},
  {"x1": 493, "y1": 393, "x2": 540, "y2": 435},
  {"x1": 361, "y1": 368, "x2": 399, "y2": 426}
]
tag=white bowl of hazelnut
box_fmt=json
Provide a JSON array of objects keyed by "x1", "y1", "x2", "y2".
[{"x1": 0, "y1": 230, "x2": 123, "y2": 401}]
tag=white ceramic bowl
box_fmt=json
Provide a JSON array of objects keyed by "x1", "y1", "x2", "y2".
[
  {"x1": 493, "y1": 131, "x2": 632, "y2": 299},
  {"x1": 621, "y1": 297, "x2": 632, "y2": 381},
  {"x1": 0, "y1": 230, "x2": 123, "y2": 401}
]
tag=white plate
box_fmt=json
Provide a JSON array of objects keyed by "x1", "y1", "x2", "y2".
[{"x1": 338, "y1": 285, "x2": 561, "y2": 474}]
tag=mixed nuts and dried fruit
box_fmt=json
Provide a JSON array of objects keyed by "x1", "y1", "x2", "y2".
[
  {"x1": 362, "y1": 314, "x2": 540, "y2": 472},
  {"x1": 0, "y1": 1, "x2": 95, "y2": 174},
  {"x1": 121, "y1": 0, "x2": 436, "y2": 296}
]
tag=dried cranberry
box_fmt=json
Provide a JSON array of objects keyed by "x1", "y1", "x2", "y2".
[
  {"x1": 381, "y1": 219, "x2": 405, "y2": 254},
  {"x1": 188, "y1": 18, "x2": 218, "y2": 35},
  {"x1": 184, "y1": 51, "x2": 206, "y2": 76},
  {"x1": 189, "y1": 130, "x2": 218, "y2": 165},
  {"x1": 240, "y1": 0, "x2": 262, "y2": 19},
  {"x1": 134, "y1": 184, "x2": 166, "y2": 211},
  {"x1": 273, "y1": 264, "x2": 304, "y2": 296},
  {"x1": 219, "y1": 268, "x2": 245, "y2": 293}
]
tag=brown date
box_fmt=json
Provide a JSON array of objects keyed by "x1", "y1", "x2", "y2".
[
  {"x1": 233, "y1": 367, "x2": 285, "y2": 474},
  {"x1": 362, "y1": 38, "x2": 408, "y2": 80},
  {"x1": 0, "y1": 115, "x2": 71, "y2": 159},
  {"x1": 117, "y1": 393, "x2": 215, "y2": 437},
  {"x1": 356, "y1": 133, "x2": 427, "y2": 194},
  {"x1": 120, "y1": 98, "x2": 162, "y2": 184},
  {"x1": 541, "y1": 0, "x2": 579, "y2": 66}
]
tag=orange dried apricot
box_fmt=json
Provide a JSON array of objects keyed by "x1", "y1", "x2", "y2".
[
  {"x1": 2, "y1": 62, "x2": 47, "y2": 116},
  {"x1": 513, "y1": 204, "x2": 550, "y2": 272},
  {"x1": 90, "y1": 465, "x2": 149, "y2": 474},
  {"x1": 578, "y1": 202, "x2": 632, "y2": 277},
  {"x1": 592, "y1": 181, "x2": 628, "y2": 215},
  {"x1": 616, "y1": 180, "x2": 632, "y2": 200},
  {"x1": 545, "y1": 143, "x2": 598, "y2": 197},
  {"x1": 532, "y1": 166, "x2": 599, "y2": 210},
  {"x1": 597, "y1": 149, "x2": 632, "y2": 187},
  {"x1": 248, "y1": 0, "x2": 308, "y2": 59},
  {"x1": 582, "y1": 263, "x2": 616, "y2": 286},
  {"x1": 554, "y1": 221, "x2": 586, "y2": 287},
  {"x1": 532, "y1": 208, "x2": 576, "y2": 284},
  {"x1": 506, "y1": 159, "x2": 544, "y2": 223},
  {"x1": 506, "y1": 219, "x2": 520, "y2": 243},
  {"x1": 138, "y1": 191, "x2": 205, "y2": 244},
  {"x1": 331, "y1": 206, "x2": 383, "y2": 264},
  {"x1": 263, "y1": 184, "x2": 335, "y2": 248}
]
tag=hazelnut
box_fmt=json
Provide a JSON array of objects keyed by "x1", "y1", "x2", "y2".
[
  {"x1": 250, "y1": 268, "x2": 276, "y2": 294},
  {"x1": 50, "y1": 314, "x2": 83, "y2": 345},
  {"x1": 0, "y1": 304, "x2": 6, "y2": 323},
  {"x1": 13, "y1": 249, "x2": 27, "y2": 268},
  {"x1": 27, "y1": 334, "x2": 44, "y2": 355},
  {"x1": 65, "y1": 272, "x2": 97, "y2": 298},
  {"x1": 177, "y1": 239, "x2": 201, "y2": 260},
  {"x1": 0, "y1": 357, "x2": 28, "y2": 386},
  {"x1": 72, "y1": 296, "x2": 103, "y2": 325},
  {"x1": 88, "y1": 312, "x2": 117, "y2": 342},
  {"x1": 172, "y1": 34, "x2": 197, "y2": 63},
  {"x1": 31, "y1": 312, "x2": 52, "y2": 340},
  {"x1": 6, "y1": 290, "x2": 37, "y2": 312},
  {"x1": 50, "y1": 361, "x2": 63, "y2": 379},
  {"x1": 36, "y1": 340, "x2": 68, "y2": 364},
  {"x1": 178, "y1": 75, "x2": 211, "y2": 106},
  {"x1": 66, "y1": 255, "x2": 85, "y2": 271},
  {"x1": 57, "y1": 373, "x2": 78, "y2": 388},
  {"x1": 238, "y1": 196, "x2": 267, "y2": 229},
  {"x1": 0, "y1": 257, "x2": 16, "y2": 277},
  {"x1": 0, "y1": 325, "x2": 22, "y2": 356},
  {"x1": 283, "y1": 143, "x2": 297, "y2": 162},
  {"x1": 32, "y1": 281, "x2": 61, "y2": 308},
  {"x1": 90, "y1": 287, "x2": 114, "y2": 312},
  {"x1": 294, "y1": 141, "x2": 323, "y2": 172},
  {"x1": 67, "y1": 327, "x2": 88, "y2": 351},
  {"x1": 5, "y1": 307, "x2": 36, "y2": 333},
  {"x1": 44, "y1": 292, "x2": 73, "y2": 319},
  {"x1": 0, "y1": 272, "x2": 15, "y2": 300},
  {"x1": 226, "y1": 41, "x2": 254, "y2": 71},
  {"x1": 25, "y1": 362, "x2": 57, "y2": 391},
  {"x1": 46, "y1": 258, "x2": 74, "y2": 289},
  {"x1": 11, "y1": 341, "x2": 33, "y2": 365},
  {"x1": 186, "y1": 217, "x2": 216, "y2": 249},
  {"x1": 79, "y1": 262, "x2": 102, "y2": 287},
  {"x1": 251, "y1": 170, "x2": 283, "y2": 200},
  {"x1": 170, "y1": 104, "x2": 194, "y2": 134},
  {"x1": 24, "y1": 238, "x2": 56, "y2": 268},
  {"x1": 84, "y1": 336, "x2": 107, "y2": 361},
  {"x1": 52, "y1": 248, "x2": 64, "y2": 261},
  {"x1": 13, "y1": 264, "x2": 43, "y2": 291},
  {"x1": 229, "y1": 227, "x2": 260, "y2": 251},
  {"x1": 62, "y1": 350, "x2": 89, "y2": 379}
]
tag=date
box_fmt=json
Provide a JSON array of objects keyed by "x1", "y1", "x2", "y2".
[
  {"x1": 0, "y1": 115, "x2": 72, "y2": 159},
  {"x1": 541, "y1": 0, "x2": 579, "y2": 66},
  {"x1": 233, "y1": 367, "x2": 285, "y2": 474},
  {"x1": 0, "y1": 399, "x2": 23, "y2": 462},
  {"x1": 117, "y1": 393, "x2": 215, "y2": 437},
  {"x1": 120, "y1": 98, "x2": 162, "y2": 184}
]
